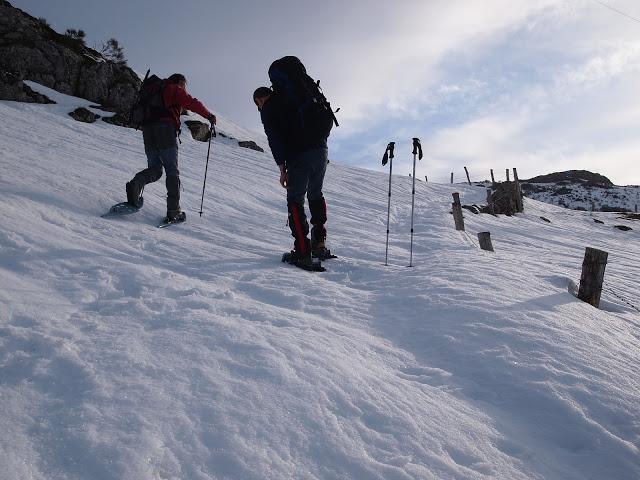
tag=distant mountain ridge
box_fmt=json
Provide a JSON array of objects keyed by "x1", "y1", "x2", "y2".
[{"x1": 520, "y1": 170, "x2": 639, "y2": 213}]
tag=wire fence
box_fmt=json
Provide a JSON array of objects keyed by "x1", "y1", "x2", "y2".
[{"x1": 603, "y1": 281, "x2": 640, "y2": 314}]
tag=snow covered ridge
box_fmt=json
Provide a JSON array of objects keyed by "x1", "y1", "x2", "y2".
[
  {"x1": 1, "y1": 90, "x2": 640, "y2": 480},
  {"x1": 520, "y1": 170, "x2": 640, "y2": 213}
]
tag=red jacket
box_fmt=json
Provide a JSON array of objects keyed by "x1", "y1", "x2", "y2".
[{"x1": 160, "y1": 82, "x2": 212, "y2": 130}]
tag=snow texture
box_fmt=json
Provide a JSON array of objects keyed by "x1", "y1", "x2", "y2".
[{"x1": 1, "y1": 83, "x2": 639, "y2": 480}]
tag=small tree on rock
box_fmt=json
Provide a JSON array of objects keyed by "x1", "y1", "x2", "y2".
[
  {"x1": 100, "y1": 38, "x2": 126, "y2": 65},
  {"x1": 65, "y1": 28, "x2": 86, "y2": 45}
]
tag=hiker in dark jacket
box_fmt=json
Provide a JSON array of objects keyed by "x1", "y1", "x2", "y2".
[
  {"x1": 253, "y1": 86, "x2": 330, "y2": 267},
  {"x1": 126, "y1": 73, "x2": 216, "y2": 223}
]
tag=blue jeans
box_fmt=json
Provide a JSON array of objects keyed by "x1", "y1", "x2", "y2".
[{"x1": 145, "y1": 146, "x2": 179, "y2": 177}]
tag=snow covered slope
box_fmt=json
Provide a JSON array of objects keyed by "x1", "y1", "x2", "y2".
[{"x1": 1, "y1": 86, "x2": 639, "y2": 480}]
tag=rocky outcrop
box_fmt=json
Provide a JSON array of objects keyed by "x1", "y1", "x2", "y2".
[
  {"x1": 184, "y1": 120, "x2": 211, "y2": 142},
  {"x1": 0, "y1": 0, "x2": 140, "y2": 111},
  {"x1": 526, "y1": 170, "x2": 613, "y2": 187},
  {"x1": 69, "y1": 107, "x2": 99, "y2": 123},
  {"x1": 0, "y1": 70, "x2": 54, "y2": 103},
  {"x1": 238, "y1": 140, "x2": 264, "y2": 153}
]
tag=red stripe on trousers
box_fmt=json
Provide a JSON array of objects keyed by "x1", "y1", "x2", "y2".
[{"x1": 291, "y1": 203, "x2": 307, "y2": 255}]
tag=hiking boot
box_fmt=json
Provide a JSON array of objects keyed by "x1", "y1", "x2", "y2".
[
  {"x1": 126, "y1": 181, "x2": 143, "y2": 208},
  {"x1": 311, "y1": 239, "x2": 326, "y2": 256},
  {"x1": 165, "y1": 209, "x2": 185, "y2": 222}
]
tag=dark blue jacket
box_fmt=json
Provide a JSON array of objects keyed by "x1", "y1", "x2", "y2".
[{"x1": 260, "y1": 94, "x2": 327, "y2": 166}]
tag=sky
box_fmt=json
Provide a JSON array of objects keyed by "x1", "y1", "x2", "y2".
[{"x1": 10, "y1": 0, "x2": 640, "y2": 184}]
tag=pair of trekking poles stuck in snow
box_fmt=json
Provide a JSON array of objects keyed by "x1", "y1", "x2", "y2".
[{"x1": 382, "y1": 138, "x2": 423, "y2": 267}]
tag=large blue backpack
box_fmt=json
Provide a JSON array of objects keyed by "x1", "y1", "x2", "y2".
[{"x1": 268, "y1": 56, "x2": 339, "y2": 144}]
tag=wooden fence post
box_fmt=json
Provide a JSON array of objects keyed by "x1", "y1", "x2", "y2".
[
  {"x1": 577, "y1": 247, "x2": 608, "y2": 308},
  {"x1": 490, "y1": 169, "x2": 495, "y2": 184},
  {"x1": 464, "y1": 166, "x2": 472, "y2": 185},
  {"x1": 506, "y1": 169, "x2": 510, "y2": 182},
  {"x1": 477, "y1": 232, "x2": 494, "y2": 251},
  {"x1": 452, "y1": 192, "x2": 465, "y2": 231},
  {"x1": 450, "y1": 172, "x2": 454, "y2": 184},
  {"x1": 513, "y1": 167, "x2": 523, "y2": 213},
  {"x1": 425, "y1": 175, "x2": 428, "y2": 182}
]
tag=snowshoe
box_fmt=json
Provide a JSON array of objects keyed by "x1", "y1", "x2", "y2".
[
  {"x1": 282, "y1": 251, "x2": 325, "y2": 272},
  {"x1": 102, "y1": 198, "x2": 143, "y2": 218}
]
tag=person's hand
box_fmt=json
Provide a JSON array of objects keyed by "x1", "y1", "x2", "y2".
[
  {"x1": 208, "y1": 113, "x2": 217, "y2": 125},
  {"x1": 279, "y1": 170, "x2": 288, "y2": 188}
]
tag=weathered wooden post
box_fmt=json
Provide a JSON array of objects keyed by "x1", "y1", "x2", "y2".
[
  {"x1": 452, "y1": 192, "x2": 465, "y2": 231},
  {"x1": 636, "y1": 204, "x2": 638, "y2": 213},
  {"x1": 464, "y1": 166, "x2": 472, "y2": 185},
  {"x1": 506, "y1": 169, "x2": 510, "y2": 182},
  {"x1": 513, "y1": 167, "x2": 523, "y2": 213},
  {"x1": 577, "y1": 247, "x2": 608, "y2": 308},
  {"x1": 425, "y1": 175, "x2": 428, "y2": 182},
  {"x1": 450, "y1": 172, "x2": 454, "y2": 184},
  {"x1": 477, "y1": 232, "x2": 494, "y2": 252},
  {"x1": 490, "y1": 169, "x2": 495, "y2": 184}
]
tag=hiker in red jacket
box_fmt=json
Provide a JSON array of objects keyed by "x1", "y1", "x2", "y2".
[{"x1": 126, "y1": 73, "x2": 216, "y2": 223}]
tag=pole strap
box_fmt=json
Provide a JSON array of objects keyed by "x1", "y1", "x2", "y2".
[{"x1": 382, "y1": 141, "x2": 395, "y2": 166}]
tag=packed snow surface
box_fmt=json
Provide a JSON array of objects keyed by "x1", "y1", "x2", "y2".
[{"x1": 1, "y1": 84, "x2": 639, "y2": 480}]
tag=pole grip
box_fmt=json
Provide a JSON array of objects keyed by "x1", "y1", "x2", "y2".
[
  {"x1": 412, "y1": 137, "x2": 423, "y2": 160},
  {"x1": 382, "y1": 141, "x2": 395, "y2": 166}
]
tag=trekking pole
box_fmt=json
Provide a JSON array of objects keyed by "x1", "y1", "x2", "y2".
[
  {"x1": 382, "y1": 142, "x2": 395, "y2": 266},
  {"x1": 199, "y1": 124, "x2": 216, "y2": 217},
  {"x1": 408, "y1": 137, "x2": 423, "y2": 267}
]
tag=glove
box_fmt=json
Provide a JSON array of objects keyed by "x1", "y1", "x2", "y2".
[{"x1": 208, "y1": 113, "x2": 217, "y2": 125}]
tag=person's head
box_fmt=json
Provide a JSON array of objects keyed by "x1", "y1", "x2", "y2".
[
  {"x1": 253, "y1": 86, "x2": 272, "y2": 110},
  {"x1": 168, "y1": 73, "x2": 187, "y2": 88}
]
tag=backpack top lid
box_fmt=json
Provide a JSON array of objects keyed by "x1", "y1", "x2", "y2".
[{"x1": 268, "y1": 56, "x2": 309, "y2": 93}]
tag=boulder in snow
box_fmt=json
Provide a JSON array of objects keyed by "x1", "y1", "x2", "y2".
[
  {"x1": 69, "y1": 107, "x2": 99, "y2": 123},
  {"x1": 238, "y1": 140, "x2": 264, "y2": 153},
  {"x1": 184, "y1": 120, "x2": 211, "y2": 142}
]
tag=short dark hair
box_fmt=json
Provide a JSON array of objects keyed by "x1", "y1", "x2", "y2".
[
  {"x1": 168, "y1": 73, "x2": 187, "y2": 84},
  {"x1": 253, "y1": 86, "x2": 272, "y2": 100}
]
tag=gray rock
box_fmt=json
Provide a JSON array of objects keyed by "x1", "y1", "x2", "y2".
[
  {"x1": 69, "y1": 107, "x2": 99, "y2": 123},
  {"x1": 102, "y1": 111, "x2": 133, "y2": 128},
  {"x1": 0, "y1": 1, "x2": 140, "y2": 112},
  {"x1": 238, "y1": 140, "x2": 264, "y2": 153},
  {"x1": 614, "y1": 225, "x2": 632, "y2": 231},
  {"x1": 0, "y1": 70, "x2": 54, "y2": 103},
  {"x1": 184, "y1": 120, "x2": 211, "y2": 142}
]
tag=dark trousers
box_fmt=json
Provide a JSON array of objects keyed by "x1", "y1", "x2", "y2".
[
  {"x1": 130, "y1": 122, "x2": 181, "y2": 214},
  {"x1": 286, "y1": 147, "x2": 329, "y2": 253}
]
